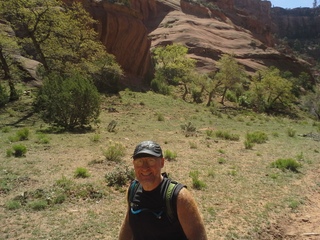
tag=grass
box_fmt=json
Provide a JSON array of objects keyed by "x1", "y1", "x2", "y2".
[{"x1": 0, "y1": 89, "x2": 319, "y2": 239}]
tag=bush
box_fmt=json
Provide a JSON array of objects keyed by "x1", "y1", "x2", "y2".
[
  {"x1": 103, "y1": 142, "x2": 126, "y2": 162},
  {"x1": 189, "y1": 170, "x2": 206, "y2": 190},
  {"x1": 5, "y1": 200, "x2": 21, "y2": 210},
  {"x1": 150, "y1": 78, "x2": 171, "y2": 95},
  {"x1": 0, "y1": 83, "x2": 9, "y2": 107},
  {"x1": 12, "y1": 144, "x2": 27, "y2": 157},
  {"x1": 35, "y1": 72, "x2": 100, "y2": 130},
  {"x1": 287, "y1": 127, "x2": 296, "y2": 137},
  {"x1": 16, "y1": 128, "x2": 30, "y2": 141},
  {"x1": 27, "y1": 199, "x2": 48, "y2": 211},
  {"x1": 74, "y1": 167, "x2": 90, "y2": 178},
  {"x1": 164, "y1": 149, "x2": 177, "y2": 161},
  {"x1": 105, "y1": 165, "x2": 134, "y2": 188},
  {"x1": 246, "y1": 131, "x2": 268, "y2": 144},
  {"x1": 215, "y1": 130, "x2": 240, "y2": 141},
  {"x1": 271, "y1": 158, "x2": 301, "y2": 172}
]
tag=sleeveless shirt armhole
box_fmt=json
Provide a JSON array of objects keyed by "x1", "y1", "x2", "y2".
[{"x1": 172, "y1": 183, "x2": 186, "y2": 219}]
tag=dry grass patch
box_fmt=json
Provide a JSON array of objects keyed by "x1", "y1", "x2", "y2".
[{"x1": 0, "y1": 90, "x2": 320, "y2": 239}]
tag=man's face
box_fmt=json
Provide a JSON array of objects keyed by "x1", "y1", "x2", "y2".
[{"x1": 133, "y1": 156, "x2": 164, "y2": 191}]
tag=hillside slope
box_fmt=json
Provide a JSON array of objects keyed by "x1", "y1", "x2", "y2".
[{"x1": 66, "y1": 0, "x2": 317, "y2": 86}]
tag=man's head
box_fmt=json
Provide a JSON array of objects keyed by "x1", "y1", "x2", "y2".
[
  {"x1": 133, "y1": 140, "x2": 163, "y2": 159},
  {"x1": 132, "y1": 141, "x2": 164, "y2": 191}
]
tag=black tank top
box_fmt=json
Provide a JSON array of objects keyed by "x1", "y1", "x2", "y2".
[{"x1": 129, "y1": 178, "x2": 188, "y2": 240}]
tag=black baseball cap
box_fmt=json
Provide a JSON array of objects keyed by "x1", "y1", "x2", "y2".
[{"x1": 133, "y1": 141, "x2": 163, "y2": 159}]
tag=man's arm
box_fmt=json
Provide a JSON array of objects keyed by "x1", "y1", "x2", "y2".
[
  {"x1": 177, "y1": 188, "x2": 208, "y2": 240},
  {"x1": 118, "y1": 211, "x2": 133, "y2": 240}
]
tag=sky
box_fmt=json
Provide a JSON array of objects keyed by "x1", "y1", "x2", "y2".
[{"x1": 269, "y1": 0, "x2": 314, "y2": 9}]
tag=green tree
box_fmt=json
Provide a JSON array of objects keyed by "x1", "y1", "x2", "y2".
[
  {"x1": 152, "y1": 44, "x2": 196, "y2": 100},
  {"x1": 35, "y1": 72, "x2": 100, "y2": 130},
  {"x1": 0, "y1": 23, "x2": 21, "y2": 101},
  {"x1": 301, "y1": 87, "x2": 320, "y2": 120},
  {"x1": 215, "y1": 54, "x2": 247, "y2": 105},
  {"x1": 1, "y1": 0, "x2": 122, "y2": 92},
  {"x1": 249, "y1": 67, "x2": 295, "y2": 113},
  {"x1": 0, "y1": 0, "x2": 59, "y2": 71}
]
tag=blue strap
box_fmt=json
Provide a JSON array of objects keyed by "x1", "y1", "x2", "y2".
[{"x1": 131, "y1": 208, "x2": 164, "y2": 219}]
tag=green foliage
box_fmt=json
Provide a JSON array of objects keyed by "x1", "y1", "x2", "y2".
[
  {"x1": 181, "y1": 122, "x2": 197, "y2": 136},
  {"x1": 270, "y1": 158, "x2": 302, "y2": 172},
  {"x1": 244, "y1": 140, "x2": 254, "y2": 149},
  {"x1": 5, "y1": 200, "x2": 21, "y2": 210},
  {"x1": 16, "y1": 128, "x2": 29, "y2": 141},
  {"x1": 35, "y1": 133, "x2": 50, "y2": 144},
  {"x1": 249, "y1": 67, "x2": 295, "y2": 113},
  {"x1": 246, "y1": 131, "x2": 268, "y2": 144},
  {"x1": 27, "y1": 199, "x2": 48, "y2": 211},
  {"x1": 215, "y1": 130, "x2": 240, "y2": 141},
  {"x1": 151, "y1": 44, "x2": 196, "y2": 100},
  {"x1": 107, "y1": 120, "x2": 117, "y2": 133},
  {"x1": 215, "y1": 54, "x2": 247, "y2": 104},
  {"x1": 35, "y1": 72, "x2": 100, "y2": 130},
  {"x1": 105, "y1": 165, "x2": 134, "y2": 188},
  {"x1": 12, "y1": 144, "x2": 27, "y2": 157},
  {"x1": 102, "y1": 142, "x2": 126, "y2": 162},
  {"x1": 164, "y1": 149, "x2": 177, "y2": 161},
  {"x1": 0, "y1": 83, "x2": 9, "y2": 107},
  {"x1": 189, "y1": 170, "x2": 206, "y2": 190},
  {"x1": 301, "y1": 87, "x2": 320, "y2": 120},
  {"x1": 150, "y1": 78, "x2": 171, "y2": 95},
  {"x1": 1, "y1": 0, "x2": 122, "y2": 93},
  {"x1": 156, "y1": 113, "x2": 165, "y2": 121},
  {"x1": 74, "y1": 167, "x2": 90, "y2": 178},
  {"x1": 287, "y1": 127, "x2": 296, "y2": 137}
]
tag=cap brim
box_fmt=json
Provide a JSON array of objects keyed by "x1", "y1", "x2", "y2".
[{"x1": 133, "y1": 149, "x2": 162, "y2": 158}]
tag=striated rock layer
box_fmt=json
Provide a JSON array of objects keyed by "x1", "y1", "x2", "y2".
[{"x1": 63, "y1": 0, "x2": 316, "y2": 85}]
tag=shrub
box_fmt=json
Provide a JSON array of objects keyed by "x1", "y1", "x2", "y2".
[
  {"x1": 5, "y1": 200, "x2": 21, "y2": 210},
  {"x1": 27, "y1": 199, "x2": 48, "y2": 211},
  {"x1": 181, "y1": 122, "x2": 196, "y2": 136},
  {"x1": 157, "y1": 113, "x2": 165, "y2": 121},
  {"x1": 16, "y1": 128, "x2": 30, "y2": 141},
  {"x1": 54, "y1": 194, "x2": 66, "y2": 204},
  {"x1": 244, "y1": 140, "x2": 254, "y2": 149},
  {"x1": 287, "y1": 127, "x2": 296, "y2": 137},
  {"x1": 189, "y1": 170, "x2": 206, "y2": 190},
  {"x1": 107, "y1": 120, "x2": 117, "y2": 132},
  {"x1": 35, "y1": 72, "x2": 100, "y2": 130},
  {"x1": 90, "y1": 134, "x2": 101, "y2": 142},
  {"x1": 35, "y1": 133, "x2": 50, "y2": 144},
  {"x1": 215, "y1": 130, "x2": 240, "y2": 141},
  {"x1": 105, "y1": 165, "x2": 134, "y2": 188},
  {"x1": 12, "y1": 144, "x2": 27, "y2": 157},
  {"x1": 205, "y1": 129, "x2": 215, "y2": 138},
  {"x1": 0, "y1": 83, "x2": 9, "y2": 107},
  {"x1": 164, "y1": 149, "x2": 177, "y2": 161},
  {"x1": 74, "y1": 167, "x2": 90, "y2": 178},
  {"x1": 150, "y1": 78, "x2": 171, "y2": 95},
  {"x1": 270, "y1": 158, "x2": 301, "y2": 172},
  {"x1": 55, "y1": 176, "x2": 74, "y2": 192},
  {"x1": 103, "y1": 142, "x2": 126, "y2": 162},
  {"x1": 246, "y1": 131, "x2": 268, "y2": 144}
]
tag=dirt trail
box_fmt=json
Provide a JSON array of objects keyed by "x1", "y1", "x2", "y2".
[{"x1": 281, "y1": 168, "x2": 320, "y2": 240}]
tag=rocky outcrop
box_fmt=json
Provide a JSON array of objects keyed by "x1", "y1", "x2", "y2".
[
  {"x1": 56, "y1": 0, "x2": 318, "y2": 84},
  {"x1": 271, "y1": 7, "x2": 320, "y2": 39}
]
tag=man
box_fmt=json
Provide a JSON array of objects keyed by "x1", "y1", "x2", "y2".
[{"x1": 118, "y1": 140, "x2": 208, "y2": 240}]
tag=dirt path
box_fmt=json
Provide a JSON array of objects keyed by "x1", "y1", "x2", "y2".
[{"x1": 281, "y1": 168, "x2": 320, "y2": 240}]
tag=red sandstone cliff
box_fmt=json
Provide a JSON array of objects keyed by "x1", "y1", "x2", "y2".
[{"x1": 63, "y1": 0, "x2": 315, "y2": 85}]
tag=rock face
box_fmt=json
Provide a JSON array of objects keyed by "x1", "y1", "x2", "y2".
[
  {"x1": 271, "y1": 7, "x2": 320, "y2": 39},
  {"x1": 61, "y1": 0, "x2": 319, "y2": 84}
]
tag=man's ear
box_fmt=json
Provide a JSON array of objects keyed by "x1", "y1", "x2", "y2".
[{"x1": 160, "y1": 157, "x2": 165, "y2": 168}]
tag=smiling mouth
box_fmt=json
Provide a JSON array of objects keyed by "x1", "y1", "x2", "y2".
[{"x1": 141, "y1": 172, "x2": 152, "y2": 176}]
